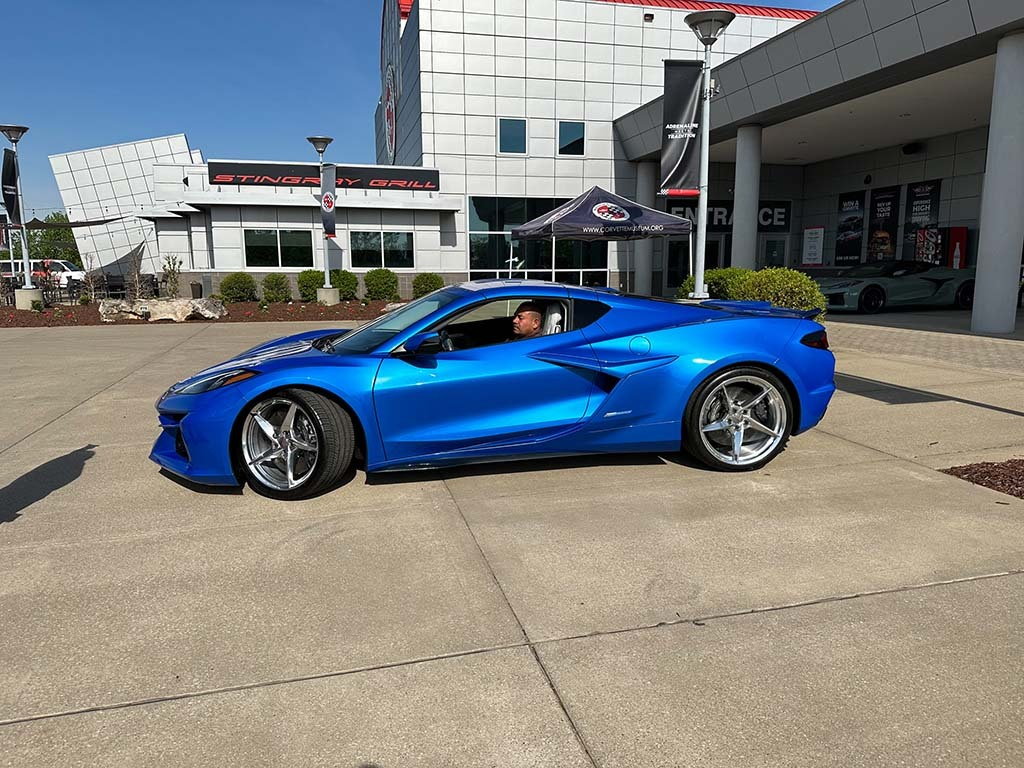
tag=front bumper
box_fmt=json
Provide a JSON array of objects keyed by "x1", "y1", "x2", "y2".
[
  {"x1": 149, "y1": 390, "x2": 243, "y2": 486},
  {"x1": 822, "y1": 291, "x2": 858, "y2": 312}
]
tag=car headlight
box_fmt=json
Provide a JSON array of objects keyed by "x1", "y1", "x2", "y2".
[{"x1": 170, "y1": 369, "x2": 259, "y2": 395}]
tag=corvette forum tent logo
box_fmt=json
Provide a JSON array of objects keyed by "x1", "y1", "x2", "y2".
[{"x1": 592, "y1": 202, "x2": 630, "y2": 222}]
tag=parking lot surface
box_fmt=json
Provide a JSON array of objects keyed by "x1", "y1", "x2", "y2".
[{"x1": 1, "y1": 319, "x2": 1022, "y2": 767}]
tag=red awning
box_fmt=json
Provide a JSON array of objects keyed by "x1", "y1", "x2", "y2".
[{"x1": 398, "y1": 0, "x2": 816, "y2": 21}]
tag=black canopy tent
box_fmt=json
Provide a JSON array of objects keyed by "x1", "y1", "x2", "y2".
[{"x1": 510, "y1": 186, "x2": 693, "y2": 289}]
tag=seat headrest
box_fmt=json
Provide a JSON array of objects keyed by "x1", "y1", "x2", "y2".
[{"x1": 542, "y1": 303, "x2": 563, "y2": 335}]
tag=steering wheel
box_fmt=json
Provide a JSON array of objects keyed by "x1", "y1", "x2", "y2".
[{"x1": 438, "y1": 329, "x2": 455, "y2": 352}]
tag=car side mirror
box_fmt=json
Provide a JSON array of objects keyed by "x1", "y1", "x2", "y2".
[
  {"x1": 398, "y1": 331, "x2": 441, "y2": 355},
  {"x1": 893, "y1": 270, "x2": 907, "y2": 277}
]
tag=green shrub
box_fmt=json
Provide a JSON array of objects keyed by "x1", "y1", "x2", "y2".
[
  {"x1": 676, "y1": 267, "x2": 752, "y2": 300},
  {"x1": 297, "y1": 269, "x2": 324, "y2": 302},
  {"x1": 329, "y1": 269, "x2": 359, "y2": 300},
  {"x1": 218, "y1": 272, "x2": 258, "y2": 303},
  {"x1": 78, "y1": 295, "x2": 92, "y2": 306},
  {"x1": 261, "y1": 273, "x2": 292, "y2": 303},
  {"x1": 412, "y1": 272, "x2": 445, "y2": 298},
  {"x1": 364, "y1": 268, "x2": 399, "y2": 301},
  {"x1": 30, "y1": 299, "x2": 44, "y2": 312},
  {"x1": 732, "y1": 267, "x2": 827, "y2": 319},
  {"x1": 209, "y1": 293, "x2": 226, "y2": 303}
]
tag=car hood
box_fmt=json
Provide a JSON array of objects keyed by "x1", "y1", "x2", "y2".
[
  {"x1": 814, "y1": 277, "x2": 864, "y2": 289},
  {"x1": 170, "y1": 328, "x2": 351, "y2": 391}
]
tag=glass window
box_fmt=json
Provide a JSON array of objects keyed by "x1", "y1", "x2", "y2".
[
  {"x1": 244, "y1": 229, "x2": 278, "y2": 268},
  {"x1": 498, "y1": 118, "x2": 527, "y2": 154},
  {"x1": 280, "y1": 230, "x2": 313, "y2": 267},
  {"x1": 383, "y1": 232, "x2": 414, "y2": 268},
  {"x1": 558, "y1": 121, "x2": 585, "y2": 156},
  {"x1": 323, "y1": 289, "x2": 462, "y2": 355},
  {"x1": 572, "y1": 298, "x2": 611, "y2": 330},
  {"x1": 351, "y1": 231, "x2": 382, "y2": 269},
  {"x1": 469, "y1": 234, "x2": 509, "y2": 270}
]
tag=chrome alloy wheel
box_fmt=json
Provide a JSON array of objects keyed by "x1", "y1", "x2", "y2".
[
  {"x1": 698, "y1": 374, "x2": 788, "y2": 467},
  {"x1": 241, "y1": 397, "x2": 320, "y2": 491}
]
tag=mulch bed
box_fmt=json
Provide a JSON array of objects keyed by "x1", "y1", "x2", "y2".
[
  {"x1": 942, "y1": 459, "x2": 1024, "y2": 501},
  {"x1": 0, "y1": 300, "x2": 392, "y2": 328}
]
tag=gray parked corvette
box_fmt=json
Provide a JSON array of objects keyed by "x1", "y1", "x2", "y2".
[{"x1": 815, "y1": 261, "x2": 975, "y2": 313}]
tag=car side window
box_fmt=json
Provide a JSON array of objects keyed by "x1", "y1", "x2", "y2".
[
  {"x1": 571, "y1": 298, "x2": 610, "y2": 331},
  {"x1": 440, "y1": 297, "x2": 567, "y2": 351}
]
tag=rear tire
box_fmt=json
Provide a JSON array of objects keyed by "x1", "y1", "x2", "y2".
[
  {"x1": 683, "y1": 366, "x2": 793, "y2": 472},
  {"x1": 239, "y1": 388, "x2": 354, "y2": 500},
  {"x1": 858, "y1": 286, "x2": 885, "y2": 314},
  {"x1": 955, "y1": 281, "x2": 974, "y2": 310}
]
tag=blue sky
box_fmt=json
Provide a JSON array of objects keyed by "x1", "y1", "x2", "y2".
[{"x1": 6, "y1": 0, "x2": 836, "y2": 214}]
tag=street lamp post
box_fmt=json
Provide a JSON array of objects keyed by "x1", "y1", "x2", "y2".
[
  {"x1": 684, "y1": 11, "x2": 734, "y2": 299},
  {"x1": 306, "y1": 135, "x2": 340, "y2": 305},
  {"x1": 1, "y1": 124, "x2": 33, "y2": 291}
]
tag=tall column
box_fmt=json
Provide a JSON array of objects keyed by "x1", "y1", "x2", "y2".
[
  {"x1": 972, "y1": 32, "x2": 1024, "y2": 334},
  {"x1": 731, "y1": 124, "x2": 762, "y2": 271},
  {"x1": 634, "y1": 161, "x2": 658, "y2": 295}
]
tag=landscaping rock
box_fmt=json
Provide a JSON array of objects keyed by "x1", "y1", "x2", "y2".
[
  {"x1": 99, "y1": 298, "x2": 227, "y2": 323},
  {"x1": 383, "y1": 302, "x2": 407, "y2": 314}
]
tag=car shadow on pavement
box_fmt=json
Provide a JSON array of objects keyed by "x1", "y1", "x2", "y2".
[
  {"x1": 835, "y1": 373, "x2": 1024, "y2": 417},
  {"x1": 0, "y1": 444, "x2": 97, "y2": 525}
]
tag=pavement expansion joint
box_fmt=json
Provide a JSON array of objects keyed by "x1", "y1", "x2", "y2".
[{"x1": 2, "y1": 570, "x2": 1020, "y2": 731}]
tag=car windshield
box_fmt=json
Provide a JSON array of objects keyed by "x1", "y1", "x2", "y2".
[
  {"x1": 318, "y1": 288, "x2": 464, "y2": 355},
  {"x1": 838, "y1": 263, "x2": 901, "y2": 278}
]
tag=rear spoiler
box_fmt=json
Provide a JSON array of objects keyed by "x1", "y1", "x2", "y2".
[{"x1": 700, "y1": 299, "x2": 823, "y2": 320}]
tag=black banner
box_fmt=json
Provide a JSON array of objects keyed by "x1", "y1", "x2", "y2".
[
  {"x1": 659, "y1": 61, "x2": 703, "y2": 196},
  {"x1": 902, "y1": 179, "x2": 941, "y2": 260},
  {"x1": 208, "y1": 161, "x2": 440, "y2": 191},
  {"x1": 0, "y1": 213, "x2": 7, "y2": 250},
  {"x1": 320, "y1": 163, "x2": 336, "y2": 238},
  {"x1": 670, "y1": 200, "x2": 792, "y2": 233},
  {"x1": 835, "y1": 191, "x2": 865, "y2": 264},
  {"x1": 2, "y1": 149, "x2": 20, "y2": 226},
  {"x1": 866, "y1": 186, "x2": 901, "y2": 262}
]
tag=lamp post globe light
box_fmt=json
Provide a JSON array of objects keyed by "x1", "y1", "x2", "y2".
[
  {"x1": 684, "y1": 10, "x2": 735, "y2": 299},
  {"x1": 306, "y1": 135, "x2": 340, "y2": 303},
  {"x1": 0, "y1": 124, "x2": 36, "y2": 296}
]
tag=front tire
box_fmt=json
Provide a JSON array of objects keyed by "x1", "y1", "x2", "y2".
[
  {"x1": 955, "y1": 281, "x2": 974, "y2": 310},
  {"x1": 684, "y1": 367, "x2": 793, "y2": 472},
  {"x1": 239, "y1": 389, "x2": 354, "y2": 500},
  {"x1": 858, "y1": 286, "x2": 885, "y2": 314}
]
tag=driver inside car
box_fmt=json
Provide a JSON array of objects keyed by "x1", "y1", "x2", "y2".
[{"x1": 508, "y1": 301, "x2": 544, "y2": 341}]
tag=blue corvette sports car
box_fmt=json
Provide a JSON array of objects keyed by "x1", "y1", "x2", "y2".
[{"x1": 151, "y1": 280, "x2": 836, "y2": 499}]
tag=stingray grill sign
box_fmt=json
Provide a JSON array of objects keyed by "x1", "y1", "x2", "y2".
[{"x1": 208, "y1": 162, "x2": 440, "y2": 191}]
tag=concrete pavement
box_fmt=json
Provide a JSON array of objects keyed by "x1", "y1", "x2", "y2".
[{"x1": 1, "y1": 319, "x2": 1022, "y2": 766}]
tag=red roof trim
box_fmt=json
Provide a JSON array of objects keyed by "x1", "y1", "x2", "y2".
[
  {"x1": 400, "y1": 0, "x2": 814, "y2": 22},
  {"x1": 594, "y1": 0, "x2": 817, "y2": 20}
]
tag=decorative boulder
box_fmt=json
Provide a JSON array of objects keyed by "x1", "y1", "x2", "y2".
[
  {"x1": 382, "y1": 302, "x2": 407, "y2": 314},
  {"x1": 99, "y1": 298, "x2": 227, "y2": 323}
]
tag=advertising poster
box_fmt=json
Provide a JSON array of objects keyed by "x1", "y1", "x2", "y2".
[
  {"x1": 835, "y1": 191, "x2": 865, "y2": 264},
  {"x1": 866, "y1": 186, "x2": 901, "y2": 262},
  {"x1": 902, "y1": 179, "x2": 942, "y2": 260},
  {"x1": 659, "y1": 61, "x2": 703, "y2": 196},
  {"x1": 801, "y1": 226, "x2": 824, "y2": 266}
]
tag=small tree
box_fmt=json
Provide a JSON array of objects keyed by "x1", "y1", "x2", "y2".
[
  {"x1": 162, "y1": 254, "x2": 182, "y2": 298},
  {"x1": 262, "y1": 273, "x2": 292, "y2": 303},
  {"x1": 329, "y1": 269, "x2": 359, "y2": 300},
  {"x1": 82, "y1": 253, "x2": 99, "y2": 302},
  {"x1": 364, "y1": 268, "x2": 399, "y2": 301},
  {"x1": 297, "y1": 269, "x2": 324, "y2": 302},
  {"x1": 34, "y1": 212, "x2": 82, "y2": 268},
  {"x1": 219, "y1": 272, "x2": 259, "y2": 303},
  {"x1": 412, "y1": 272, "x2": 444, "y2": 298},
  {"x1": 126, "y1": 246, "x2": 147, "y2": 300}
]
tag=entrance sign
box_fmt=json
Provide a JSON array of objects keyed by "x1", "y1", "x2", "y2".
[
  {"x1": 670, "y1": 200, "x2": 791, "y2": 233},
  {"x1": 801, "y1": 226, "x2": 824, "y2": 266}
]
